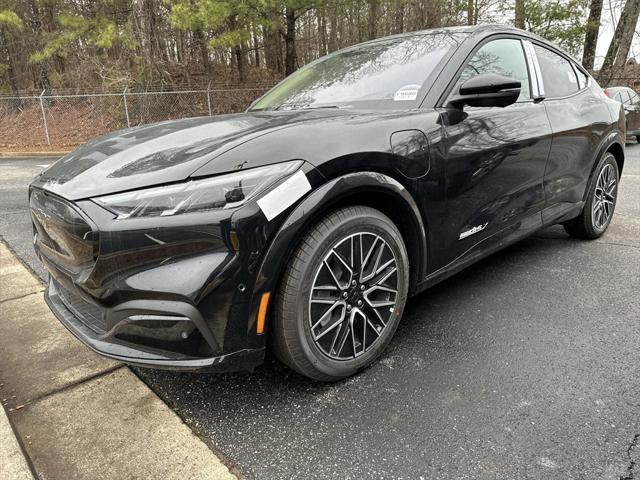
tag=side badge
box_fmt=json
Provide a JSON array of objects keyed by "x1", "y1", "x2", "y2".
[{"x1": 459, "y1": 223, "x2": 488, "y2": 240}]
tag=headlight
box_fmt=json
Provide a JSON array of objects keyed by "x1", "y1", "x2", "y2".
[{"x1": 94, "y1": 160, "x2": 303, "y2": 219}]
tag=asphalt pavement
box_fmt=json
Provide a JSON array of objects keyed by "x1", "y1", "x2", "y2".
[{"x1": 1, "y1": 146, "x2": 638, "y2": 479}]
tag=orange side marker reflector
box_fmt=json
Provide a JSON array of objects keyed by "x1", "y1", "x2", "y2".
[{"x1": 256, "y1": 292, "x2": 271, "y2": 334}]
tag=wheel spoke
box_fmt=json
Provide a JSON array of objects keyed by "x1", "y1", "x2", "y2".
[
  {"x1": 350, "y1": 234, "x2": 364, "y2": 272},
  {"x1": 311, "y1": 285, "x2": 341, "y2": 304},
  {"x1": 366, "y1": 317, "x2": 382, "y2": 337},
  {"x1": 353, "y1": 309, "x2": 367, "y2": 357},
  {"x1": 323, "y1": 250, "x2": 353, "y2": 290},
  {"x1": 595, "y1": 208, "x2": 602, "y2": 228},
  {"x1": 311, "y1": 301, "x2": 344, "y2": 335},
  {"x1": 331, "y1": 320, "x2": 351, "y2": 357},
  {"x1": 368, "y1": 262, "x2": 397, "y2": 289},
  {"x1": 360, "y1": 236, "x2": 383, "y2": 282},
  {"x1": 360, "y1": 299, "x2": 387, "y2": 328}
]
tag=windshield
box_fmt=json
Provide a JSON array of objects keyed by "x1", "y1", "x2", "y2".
[{"x1": 250, "y1": 32, "x2": 465, "y2": 111}]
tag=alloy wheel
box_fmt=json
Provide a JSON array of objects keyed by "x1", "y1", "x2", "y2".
[
  {"x1": 592, "y1": 163, "x2": 617, "y2": 230},
  {"x1": 308, "y1": 232, "x2": 399, "y2": 360}
]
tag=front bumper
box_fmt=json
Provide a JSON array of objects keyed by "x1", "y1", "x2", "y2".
[
  {"x1": 29, "y1": 185, "x2": 276, "y2": 373},
  {"x1": 45, "y1": 274, "x2": 265, "y2": 372},
  {"x1": 30, "y1": 161, "x2": 322, "y2": 373}
]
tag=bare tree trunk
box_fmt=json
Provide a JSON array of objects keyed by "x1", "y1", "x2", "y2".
[
  {"x1": 252, "y1": 27, "x2": 260, "y2": 67},
  {"x1": 264, "y1": 24, "x2": 282, "y2": 73},
  {"x1": 193, "y1": 28, "x2": 211, "y2": 74},
  {"x1": 234, "y1": 44, "x2": 246, "y2": 82},
  {"x1": 394, "y1": 0, "x2": 405, "y2": 33},
  {"x1": 328, "y1": 7, "x2": 338, "y2": 52},
  {"x1": 0, "y1": 27, "x2": 22, "y2": 110},
  {"x1": 514, "y1": 0, "x2": 526, "y2": 29},
  {"x1": 467, "y1": 0, "x2": 475, "y2": 25},
  {"x1": 317, "y1": 9, "x2": 328, "y2": 56},
  {"x1": 425, "y1": 0, "x2": 442, "y2": 28},
  {"x1": 599, "y1": 0, "x2": 640, "y2": 85},
  {"x1": 611, "y1": 1, "x2": 640, "y2": 71},
  {"x1": 582, "y1": 0, "x2": 603, "y2": 70},
  {"x1": 284, "y1": 7, "x2": 297, "y2": 75},
  {"x1": 367, "y1": 0, "x2": 379, "y2": 40}
]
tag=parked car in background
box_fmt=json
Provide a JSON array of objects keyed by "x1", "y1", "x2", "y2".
[
  {"x1": 30, "y1": 25, "x2": 626, "y2": 381},
  {"x1": 605, "y1": 86, "x2": 640, "y2": 142}
]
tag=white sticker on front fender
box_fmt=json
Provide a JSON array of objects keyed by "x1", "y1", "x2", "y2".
[{"x1": 257, "y1": 170, "x2": 312, "y2": 221}]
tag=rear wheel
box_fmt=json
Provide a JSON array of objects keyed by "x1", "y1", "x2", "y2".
[
  {"x1": 272, "y1": 206, "x2": 409, "y2": 381},
  {"x1": 563, "y1": 152, "x2": 619, "y2": 239},
  {"x1": 636, "y1": 135, "x2": 640, "y2": 143}
]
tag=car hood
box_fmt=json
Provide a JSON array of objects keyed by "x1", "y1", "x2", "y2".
[{"x1": 33, "y1": 110, "x2": 353, "y2": 200}]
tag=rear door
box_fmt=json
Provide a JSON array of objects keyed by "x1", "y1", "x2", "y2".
[
  {"x1": 532, "y1": 44, "x2": 611, "y2": 222},
  {"x1": 433, "y1": 37, "x2": 551, "y2": 270}
]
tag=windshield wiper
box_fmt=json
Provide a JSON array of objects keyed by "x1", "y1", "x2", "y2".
[
  {"x1": 270, "y1": 103, "x2": 346, "y2": 111},
  {"x1": 300, "y1": 105, "x2": 344, "y2": 110}
]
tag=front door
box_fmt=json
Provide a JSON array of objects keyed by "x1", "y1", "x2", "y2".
[{"x1": 432, "y1": 37, "x2": 552, "y2": 270}]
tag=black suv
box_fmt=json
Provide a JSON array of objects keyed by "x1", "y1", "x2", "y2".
[{"x1": 30, "y1": 25, "x2": 625, "y2": 381}]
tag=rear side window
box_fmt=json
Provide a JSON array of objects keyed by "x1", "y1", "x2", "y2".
[
  {"x1": 453, "y1": 38, "x2": 531, "y2": 101},
  {"x1": 533, "y1": 45, "x2": 579, "y2": 98}
]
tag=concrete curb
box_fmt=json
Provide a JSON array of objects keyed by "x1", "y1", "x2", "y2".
[
  {"x1": 0, "y1": 152, "x2": 70, "y2": 158},
  {"x1": 0, "y1": 240, "x2": 237, "y2": 480},
  {"x1": 0, "y1": 403, "x2": 34, "y2": 480}
]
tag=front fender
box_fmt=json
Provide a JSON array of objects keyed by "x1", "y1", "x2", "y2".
[{"x1": 246, "y1": 171, "x2": 428, "y2": 337}]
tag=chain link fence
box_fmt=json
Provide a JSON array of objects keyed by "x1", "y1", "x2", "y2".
[
  {"x1": 1, "y1": 77, "x2": 637, "y2": 152},
  {"x1": 0, "y1": 86, "x2": 271, "y2": 151}
]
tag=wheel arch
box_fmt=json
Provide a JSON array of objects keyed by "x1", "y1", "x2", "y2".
[
  {"x1": 606, "y1": 141, "x2": 624, "y2": 178},
  {"x1": 254, "y1": 171, "x2": 428, "y2": 315},
  {"x1": 586, "y1": 132, "x2": 625, "y2": 199}
]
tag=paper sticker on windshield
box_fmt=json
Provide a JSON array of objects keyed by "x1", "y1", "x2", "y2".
[{"x1": 393, "y1": 84, "x2": 421, "y2": 101}]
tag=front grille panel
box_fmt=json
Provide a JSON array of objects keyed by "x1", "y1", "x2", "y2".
[{"x1": 54, "y1": 281, "x2": 106, "y2": 333}]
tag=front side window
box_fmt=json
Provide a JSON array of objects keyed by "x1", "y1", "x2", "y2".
[
  {"x1": 630, "y1": 90, "x2": 640, "y2": 106},
  {"x1": 250, "y1": 33, "x2": 465, "y2": 111},
  {"x1": 533, "y1": 45, "x2": 579, "y2": 98},
  {"x1": 452, "y1": 38, "x2": 531, "y2": 102}
]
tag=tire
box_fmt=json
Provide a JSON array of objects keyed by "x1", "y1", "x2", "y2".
[
  {"x1": 563, "y1": 152, "x2": 619, "y2": 239},
  {"x1": 636, "y1": 136, "x2": 640, "y2": 143},
  {"x1": 272, "y1": 205, "x2": 410, "y2": 381}
]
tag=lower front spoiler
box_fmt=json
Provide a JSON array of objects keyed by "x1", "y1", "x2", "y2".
[{"x1": 44, "y1": 284, "x2": 265, "y2": 373}]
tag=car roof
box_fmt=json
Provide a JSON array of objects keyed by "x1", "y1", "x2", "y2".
[
  {"x1": 356, "y1": 24, "x2": 557, "y2": 56},
  {"x1": 398, "y1": 24, "x2": 544, "y2": 40}
]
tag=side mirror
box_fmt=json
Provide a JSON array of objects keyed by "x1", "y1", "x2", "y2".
[{"x1": 447, "y1": 73, "x2": 521, "y2": 109}]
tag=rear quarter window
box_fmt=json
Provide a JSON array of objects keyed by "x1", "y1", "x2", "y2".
[
  {"x1": 575, "y1": 68, "x2": 588, "y2": 89},
  {"x1": 533, "y1": 44, "x2": 579, "y2": 98}
]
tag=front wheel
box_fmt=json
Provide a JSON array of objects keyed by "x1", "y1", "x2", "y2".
[
  {"x1": 563, "y1": 152, "x2": 619, "y2": 239},
  {"x1": 272, "y1": 206, "x2": 409, "y2": 381}
]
